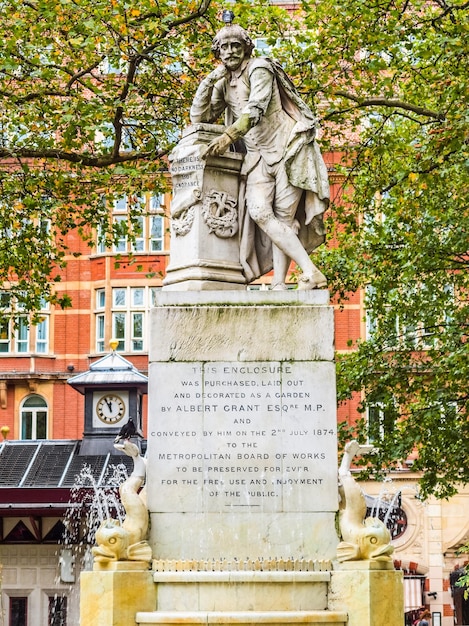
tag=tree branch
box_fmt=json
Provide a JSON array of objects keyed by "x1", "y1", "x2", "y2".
[
  {"x1": 330, "y1": 90, "x2": 446, "y2": 121},
  {"x1": 136, "y1": 0, "x2": 212, "y2": 27},
  {"x1": 0, "y1": 147, "x2": 168, "y2": 168}
]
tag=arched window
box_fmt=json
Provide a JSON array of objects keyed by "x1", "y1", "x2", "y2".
[{"x1": 20, "y1": 395, "x2": 48, "y2": 440}]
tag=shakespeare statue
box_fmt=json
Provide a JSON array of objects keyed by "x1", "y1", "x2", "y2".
[{"x1": 190, "y1": 21, "x2": 330, "y2": 290}]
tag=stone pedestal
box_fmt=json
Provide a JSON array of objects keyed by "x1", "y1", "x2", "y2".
[
  {"x1": 163, "y1": 125, "x2": 246, "y2": 290},
  {"x1": 147, "y1": 290, "x2": 338, "y2": 561},
  {"x1": 80, "y1": 562, "x2": 156, "y2": 626},
  {"x1": 329, "y1": 562, "x2": 404, "y2": 626},
  {"x1": 109, "y1": 289, "x2": 404, "y2": 626}
]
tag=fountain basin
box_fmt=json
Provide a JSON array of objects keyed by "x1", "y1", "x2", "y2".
[{"x1": 151, "y1": 571, "x2": 331, "y2": 612}]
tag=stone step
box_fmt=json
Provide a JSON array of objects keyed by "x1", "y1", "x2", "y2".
[
  {"x1": 152, "y1": 571, "x2": 331, "y2": 612},
  {"x1": 136, "y1": 610, "x2": 348, "y2": 625}
]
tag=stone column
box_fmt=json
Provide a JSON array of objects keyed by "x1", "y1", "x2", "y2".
[
  {"x1": 329, "y1": 562, "x2": 404, "y2": 626},
  {"x1": 80, "y1": 562, "x2": 156, "y2": 626}
]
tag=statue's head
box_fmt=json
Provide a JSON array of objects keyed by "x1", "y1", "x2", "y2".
[{"x1": 212, "y1": 24, "x2": 254, "y2": 61}]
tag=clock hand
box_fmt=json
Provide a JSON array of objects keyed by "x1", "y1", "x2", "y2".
[{"x1": 106, "y1": 399, "x2": 113, "y2": 411}]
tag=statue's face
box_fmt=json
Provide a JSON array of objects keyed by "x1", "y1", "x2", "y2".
[{"x1": 218, "y1": 36, "x2": 246, "y2": 71}]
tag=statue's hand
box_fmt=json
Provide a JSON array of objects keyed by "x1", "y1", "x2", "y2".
[{"x1": 202, "y1": 133, "x2": 233, "y2": 159}]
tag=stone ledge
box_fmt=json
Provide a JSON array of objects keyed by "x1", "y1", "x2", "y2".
[
  {"x1": 93, "y1": 560, "x2": 151, "y2": 572},
  {"x1": 152, "y1": 559, "x2": 333, "y2": 574},
  {"x1": 334, "y1": 560, "x2": 395, "y2": 571},
  {"x1": 136, "y1": 611, "x2": 348, "y2": 625},
  {"x1": 152, "y1": 571, "x2": 331, "y2": 583},
  {"x1": 154, "y1": 290, "x2": 330, "y2": 307}
]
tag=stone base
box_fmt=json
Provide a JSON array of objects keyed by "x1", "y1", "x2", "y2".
[
  {"x1": 329, "y1": 567, "x2": 404, "y2": 626},
  {"x1": 152, "y1": 571, "x2": 330, "y2": 611},
  {"x1": 136, "y1": 570, "x2": 346, "y2": 626},
  {"x1": 147, "y1": 291, "x2": 338, "y2": 562},
  {"x1": 136, "y1": 610, "x2": 348, "y2": 625},
  {"x1": 80, "y1": 568, "x2": 157, "y2": 626},
  {"x1": 163, "y1": 259, "x2": 246, "y2": 291}
]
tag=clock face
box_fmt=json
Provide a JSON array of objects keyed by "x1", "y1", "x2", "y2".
[{"x1": 95, "y1": 394, "x2": 126, "y2": 424}]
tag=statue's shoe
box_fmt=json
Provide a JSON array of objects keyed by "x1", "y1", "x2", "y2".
[
  {"x1": 298, "y1": 270, "x2": 327, "y2": 290},
  {"x1": 271, "y1": 282, "x2": 287, "y2": 291}
]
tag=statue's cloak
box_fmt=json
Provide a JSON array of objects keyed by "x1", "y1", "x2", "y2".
[{"x1": 235, "y1": 58, "x2": 330, "y2": 282}]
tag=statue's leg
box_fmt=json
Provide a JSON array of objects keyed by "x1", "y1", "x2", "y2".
[
  {"x1": 271, "y1": 244, "x2": 290, "y2": 289},
  {"x1": 274, "y1": 163, "x2": 327, "y2": 290},
  {"x1": 246, "y1": 160, "x2": 326, "y2": 289}
]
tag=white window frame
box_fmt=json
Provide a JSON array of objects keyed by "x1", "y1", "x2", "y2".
[
  {"x1": 96, "y1": 192, "x2": 166, "y2": 254},
  {"x1": 96, "y1": 313, "x2": 105, "y2": 353},
  {"x1": 367, "y1": 398, "x2": 397, "y2": 444},
  {"x1": 95, "y1": 286, "x2": 155, "y2": 353},
  {"x1": 0, "y1": 294, "x2": 49, "y2": 355},
  {"x1": 35, "y1": 316, "x2": 49, "y2": 354},
  {"x1": 20, "y1": 394, "x2": 48, "y2": 440},
  {"x1": 131, "y1": 216, "x2": 145, "y2": 252}
]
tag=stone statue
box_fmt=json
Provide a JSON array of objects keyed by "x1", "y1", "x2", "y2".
[
  {"x1": 190, "y1": 22, "x2": 330, "y2": 290},
  {"x1": 92, "y1": 440, "x2": 152, "y2": 563},
  {"x1": 337, "y1": 440, "x2": 394, "y2": 563}
]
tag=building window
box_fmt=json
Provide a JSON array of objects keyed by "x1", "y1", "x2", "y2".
[
  {"x1": 96, "y1": 192, "x2": 166, "y2": 255},
  {"x1": 96, "y1": 289, "x2": 106, "y2": 352},
  {"x1": 131, "y1": 312, "x2": 144, "y2": 351},
  {"x1": 36, "y1": 316, "x2": 49, "y2": 353},
  {"x1": 49, "y1": 595, "x2": 67, "y2": 626},
  {"x1": 132, "y1": 216, "x2": 145, "y2": 252},
  {"x1": 0, "y1": 293, "x2": 49, "y2": 355},
  {"x1": 0, "y1": 314, "x2": 29, "y2": 354},
  {"x1": 150, "y1": 215, "x2": 164, "y2": 252},
  {"x1": 20, "y1": 394, "x2": 48, "y2": 440},
  {"x1": 113, "y1": 287, "x2": 126, "y2": 307},
  {"x1": 15, "y1": 316, "x2": 29, "y2": 353},
  {"x1": 95, "y1": 286, "x2": 156, "y2": 353},
  {"x1": 113, "y1": 215, "x2": 128, "y2": 252},
  {"x1": 9, "y1": 596, "x2": 28, "y2": 626},
  {"x1": 112, "y1": 311, "x2": 126, "y2": 350},
  {"x1": 96, "y1": 314, "x2": 105, "y2": 353},
  {"x1": 367, "y1": 397, "x2": 396, "y2": 443},
  {"x1": 365, "y1": 282, "x2": 454, "y2": 349},
  {"x1": 96, "y1": 289, "x2": 106, "y2": 309}
]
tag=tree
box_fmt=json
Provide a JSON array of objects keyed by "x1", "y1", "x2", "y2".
[
  {"x1": 1, "y1": 0, "x2": 468, "y2": 496},
  {"x1": 0, "y1": 0, "x2": 304, "y2": 314},
  {"x1": 291, "y1": 0, "x2": 468, "y2": 498},
  {"x1": 0, "y1": 0, "x2": 222, "y2": 315}
]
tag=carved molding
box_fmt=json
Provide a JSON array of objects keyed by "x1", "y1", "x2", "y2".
[
  {"x1": 201, "y1": 189, "x2": 238, "y2": 238},
  {"x1": 0, "y1": 381, "x2": 7, "y2": 409},
  {"x1": 152, "y1": 557, "x2": 333, "y2": 572},
  {"x1": 172, "y1": 205, "x2": 196, "y2": 237}
]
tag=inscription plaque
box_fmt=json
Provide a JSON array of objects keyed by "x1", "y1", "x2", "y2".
[{"x1": 148, "y1": 361, "x2": 337, "y2": 513}]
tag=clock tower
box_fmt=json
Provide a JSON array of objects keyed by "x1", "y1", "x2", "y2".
[{"x1": 68, "y1": 341, "x2": 148, "y2": 455}]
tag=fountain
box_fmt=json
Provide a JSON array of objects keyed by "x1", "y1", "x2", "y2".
[
  {"x1": 78, "y1": 287, "x2": 403, "y2": 626},
  {"x1": 78, "y1": 17, "x2": 404, "y2": 625}
]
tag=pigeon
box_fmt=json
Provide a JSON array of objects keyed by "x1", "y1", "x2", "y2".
[{"x1": 114, "y1": 417, "x2": 138, "y2": 443}]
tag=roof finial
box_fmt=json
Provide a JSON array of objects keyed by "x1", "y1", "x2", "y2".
[{"x1": 109, "y1": 338, "x2": 119, "y2": 352}]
